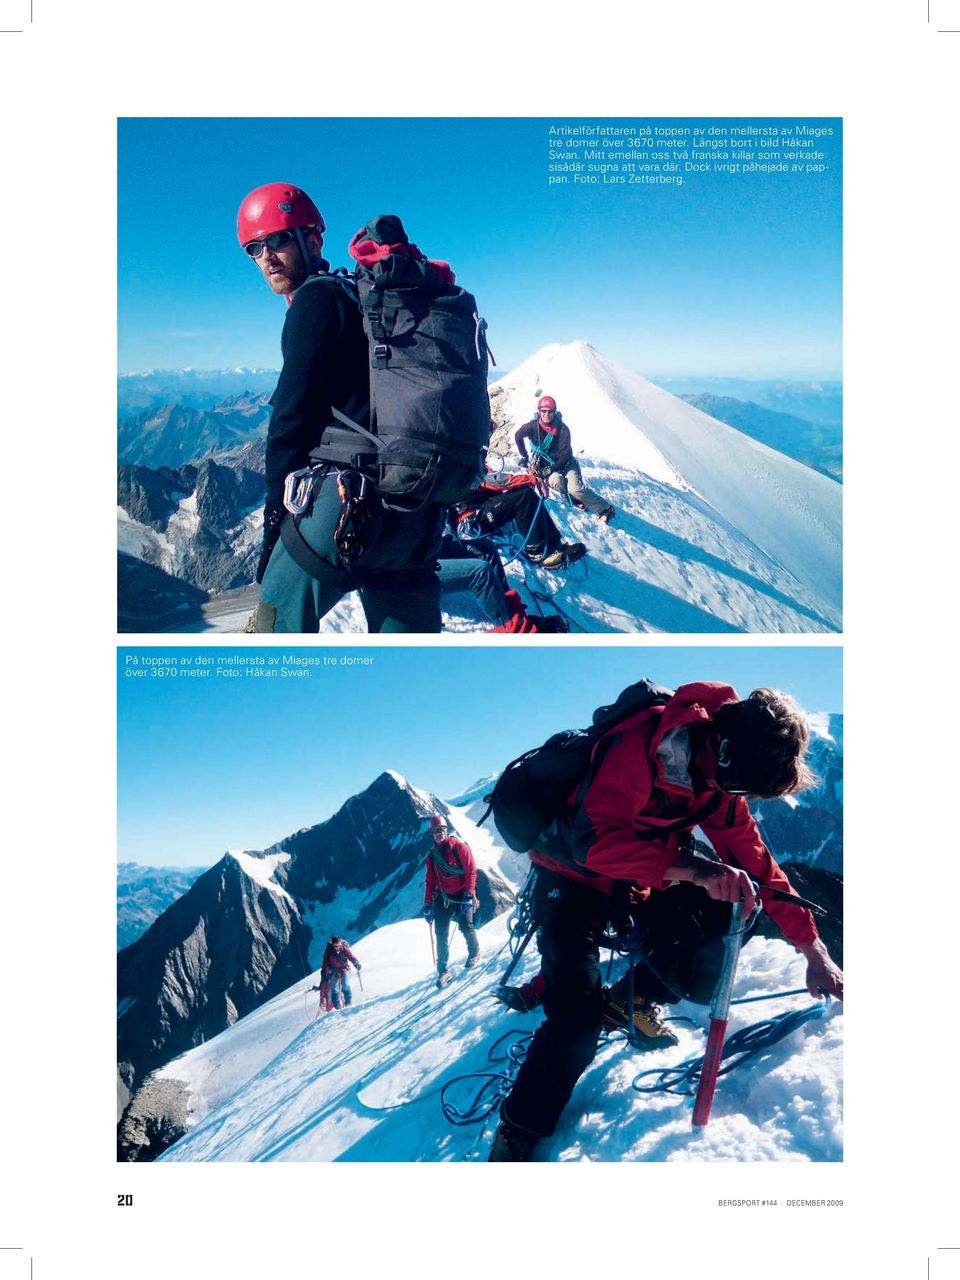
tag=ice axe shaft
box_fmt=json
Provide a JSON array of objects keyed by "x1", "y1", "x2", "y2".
[
  {"x1": 692, "y1": 900, "x2": 748, "y2": 1128},
  {"x1": 427, "y1": 918, "x2": 437, "y2": 967}
]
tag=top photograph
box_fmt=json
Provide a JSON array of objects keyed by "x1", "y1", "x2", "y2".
[{"x1": 117, "y1": 117, "x2": 842, "y2": 635}]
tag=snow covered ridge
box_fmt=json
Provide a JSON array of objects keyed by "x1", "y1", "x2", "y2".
[
  {"x1": 491, "y1": 342, "x2": 841, "y2": 625},
  {"x1": 119, "y1": 341, "x2": 841, "y2": 633},
  {"x1": 152, "y1": 919, "x2": 841, "y2": 1164}
]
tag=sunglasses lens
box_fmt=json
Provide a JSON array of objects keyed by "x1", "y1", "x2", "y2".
[{"x1": 244, "y1": 230, "x2": 294, "y2": 258}]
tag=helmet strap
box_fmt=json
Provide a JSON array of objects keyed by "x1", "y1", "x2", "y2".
[{"x1": 294, "y1": 227, "x2": 322, "y2": 273}]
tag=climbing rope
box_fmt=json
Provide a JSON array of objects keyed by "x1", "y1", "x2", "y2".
[
  {"x1": 439, "y1": 1030, "x2": 533, "y2": 1126},
  {"x1": 631, "y1": 994, "x2": 831, "y2": 1098}
]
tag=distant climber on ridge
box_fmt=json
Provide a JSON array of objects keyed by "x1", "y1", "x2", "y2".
[
  {"x1": 515, "y1": 396, "x2": 615, "y2": 522},
  {"x1": 313, "y1": 935, "x2": 362, "y2": 1009},
  {"x1": 423, "y1": 814, "x2": 480, "y2": 987}
]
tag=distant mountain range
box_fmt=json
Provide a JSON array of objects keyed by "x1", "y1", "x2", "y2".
[
  {"x1": 118, "y1": 370, "x2": 279, "y2": 417},
  {"x1": 678, "y1": 394, "x2": 842, "y2": 481},
  {"x1": 118, "y1": 391, "x2": 272, "y2": 470},
  {"x1": 117, "y1": 863, "x2": 209, "y2": 950},
  {"x1": 653, "y1": 376, "x2": 842, "y2": 429}
]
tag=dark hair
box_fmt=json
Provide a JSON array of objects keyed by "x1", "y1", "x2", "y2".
[
  {"x1": 330, "y1": 935, "x2": 343, "y2": 946},
  {"x1": 712, "y1": 688, "x2": 816, "y2": 798}
]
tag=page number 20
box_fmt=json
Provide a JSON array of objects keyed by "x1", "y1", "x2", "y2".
[{"x1": 117, "y1": 1194, "x2": 133, "y2": 1206}]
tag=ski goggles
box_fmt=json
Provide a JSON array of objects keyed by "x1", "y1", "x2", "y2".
[
  {"x1": 243, "y1": 229, "x2": 297, "y2": 258},
  {"x1": 538, "y1": 409, "x2": 556, "y2": 417}
]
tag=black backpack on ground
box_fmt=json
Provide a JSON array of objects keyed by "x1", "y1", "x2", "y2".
[
  {"x1": 479, "y1": 679, "x2": 723, "y2": 874},
  {"x1": 311, "y1": 215, "x2": 493, "y2": 510}
]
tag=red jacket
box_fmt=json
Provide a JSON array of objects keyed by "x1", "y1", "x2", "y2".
[
  {"x1": 321, "y1": 941, "x2": 360, "y2": 977},
  {"x1": 531, "y1": 682, "x2": 818, "y2": 949},
  {"x1": 425, "y1": 836, "x2": 477, "y2": 905}
]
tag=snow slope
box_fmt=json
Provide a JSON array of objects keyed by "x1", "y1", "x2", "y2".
[
  {"x1": 156, "y1": 915, "x2": 841, "y2": 1163},
  {"x1": 154, "y1": 800, "x2": 841, "y2": 1163},
  {"x1": 492, "y1": 342, "x2": 841, "y2": 630}
]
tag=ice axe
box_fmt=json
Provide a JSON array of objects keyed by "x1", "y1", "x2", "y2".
[
  {"x1": 692, "y1": 894, "x2": 760, "y2": 1128},
  {"x1": 427, "y1": 917, "x2": 437, "y2": 968},
  {"x1": 356, "y1": 967, "x2": 364, "y2": 992}
]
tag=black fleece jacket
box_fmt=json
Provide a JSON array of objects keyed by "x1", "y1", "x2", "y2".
[
  {"x1": 261, "y1": 269, "x2": 370, "y2": 569},
  {"x1": 514, "y1": 417, "x2": 575, "y2": 472}
]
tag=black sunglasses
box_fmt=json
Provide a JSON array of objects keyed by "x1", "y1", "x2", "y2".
[{"x1": 244, "y1": 229, "x2": 296, "y2": 258}]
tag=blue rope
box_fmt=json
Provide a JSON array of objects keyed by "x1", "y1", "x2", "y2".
[
  {"x1": 440, "y1": 1031, "x2": 532, "y2": 1126},
  {"x1": 631, "y1": 997, "x2": 831, "y2": 1098}
]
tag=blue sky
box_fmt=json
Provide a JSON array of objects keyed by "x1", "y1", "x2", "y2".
[
  {"x1": 118, "y1": 646, "x2": 841, "y2": 867},
  {"x1": 118, "y1": 117, "x2": 842, "y2": 380}
]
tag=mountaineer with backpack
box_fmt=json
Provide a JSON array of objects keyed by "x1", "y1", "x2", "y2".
[
  {"x1": 238, "y1": 185, "x2": 492, "y2": 633},
  {"x1": 515, "y1": 396, "x2": 615, "y2": 523},
  {"x1": 483, "y1": 680, "x2": 844, "y2": 1161},
  {"x1": 423, "y1": 814, "x2": 480, "y2": 987},
  {"x1": 312, "y1": 935, "x2": 362, "y2": 1010}
]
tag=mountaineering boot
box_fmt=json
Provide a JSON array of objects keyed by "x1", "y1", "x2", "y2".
[
  {"x1": 599, "y1": 506, "x2": 615, "y2": 523},
  {"x1": 539, "y1": 542, "x2": 587, "y2": 570},
  {"x1": 436, "y1": 968, "x2": 453, "y2": 989},
  {"x1": 464, "y1": 953, "x2": 480, "y2": 969},
  {"x1": 601, "y1": 986, "x2": 679, "y2": 1051},
  {"x1": 488, "y1": 1118, "x2": 540, "y2": 1162}
]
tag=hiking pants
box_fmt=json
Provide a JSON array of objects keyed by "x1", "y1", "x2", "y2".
[
  {"x1": 433, "y1": 897, "x2": 480, "y2": 972},
  {"x1": 501, "y1": 869, "x2": 608, "y2": 1138},
  {"x1": 437, "y1": 556, "x2": 512, "y2": 625},
  {"x1": 253, "y1": 471, "x2": 443, "y2": 634},
  {"x1": 327, "y1": 970, "x2": 353, "y2": 1009},
  {"x1": 547, "y1": 465, "x2": 609, "y2": 515}
]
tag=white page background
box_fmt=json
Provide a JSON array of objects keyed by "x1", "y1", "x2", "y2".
[{"x1": 2, "y1": 1, "x2": 956, "y2": 1274}]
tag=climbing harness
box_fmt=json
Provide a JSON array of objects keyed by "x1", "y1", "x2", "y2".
[{"x1": 495, "y1": 869, "x2": 539, "y2": 994}]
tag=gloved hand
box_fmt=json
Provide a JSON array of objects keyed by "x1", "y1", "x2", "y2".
[
  {"x1": 354, "y1": 963, "x2": 363, "y2": 972},
  {"x1": 422, "y1": 904, "x2": 435, "y2": 922}
]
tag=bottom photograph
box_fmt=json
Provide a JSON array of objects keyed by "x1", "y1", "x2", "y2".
[{"x1": 117, "y1": 645, "x2": 843, "y2": 1164}]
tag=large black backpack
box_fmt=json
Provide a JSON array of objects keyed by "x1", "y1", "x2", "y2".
[
  {"x1": 479, "y1": 679, "x2": 723, "y2": 874},
  {"x1": 312, "y1": 215, "x2": 493, "y2": 509}
]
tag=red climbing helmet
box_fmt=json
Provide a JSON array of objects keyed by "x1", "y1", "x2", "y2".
[
  {"x1": 236, "y1": 183, "x2": 326, "y2": 247},
  {"x1": 428, "y1": 814, "x2": 448, "y2": 831},
  {"x1": 537, "y1": 395, "x2": 557, "y2": 413}
]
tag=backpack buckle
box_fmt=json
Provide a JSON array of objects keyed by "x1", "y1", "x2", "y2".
[{"x1": 373, "y1": 343, "x2": 390, "y2": 368}]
